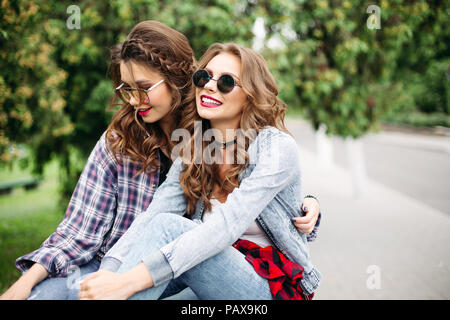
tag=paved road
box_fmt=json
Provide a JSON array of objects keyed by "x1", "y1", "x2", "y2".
[
  {"x1": 286, "y1": 118, "x2": 450, "y2": 299},
  {"x1": 287, "y1": 119, "x2": 450, "y2": 214}
]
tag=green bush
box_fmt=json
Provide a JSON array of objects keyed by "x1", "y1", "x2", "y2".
[{"x1": 414, "y1": 59, "x2": 450, "y2": 115}]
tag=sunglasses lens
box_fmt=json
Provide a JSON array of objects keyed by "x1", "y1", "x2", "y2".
[
  {"x1": 193, "y1": 70, "x2": 237, "y2": 94},
  {"x1": 217, "y1": 75, "x2": 235, "y2": 93},
  {"x1": 138, "y1": 91, "x2": 149, "y2": 104},
  {"x1": 117, "y1": 89, "x2": 130, "y2": 103},
  {"x1": 118, "y1": 88, "x2": 148, "y2": 104},
  {"x1": 193, "y1": 70, "x2": 210, "y2": 88}
]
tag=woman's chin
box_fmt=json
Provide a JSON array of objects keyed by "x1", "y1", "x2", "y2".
[
  {"x1": 197, "y1": 106, "x2": 222, "y2": 120},
  {"x1": 141, "y1": 115, "x2": 157, "y2": 123},
  {"x1": 141, "y1": 111, "x2": 165, "y2": 124}
]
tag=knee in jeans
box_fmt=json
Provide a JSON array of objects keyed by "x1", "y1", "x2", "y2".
[{"x1": 151, "y1": 214, "x2": 195, "y2": 237}]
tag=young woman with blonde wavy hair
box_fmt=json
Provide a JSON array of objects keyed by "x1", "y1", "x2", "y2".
[
  {"x1": 78, "y1": 43, "x2": 322, "y2": 300},
  {"x1": 1, "y1": 22, "x2": 320, "y2": 300}
]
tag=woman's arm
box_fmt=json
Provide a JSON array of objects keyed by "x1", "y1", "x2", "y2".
[
  {"x1": 4, "y1": 134, "x2": 118, "y2": 299},
  {"x1": 0, "y1": 263, "x2": 48, "y2": 300},
  {"x1": 15, "y1": 134, "x2": 118, "y2": 278}
]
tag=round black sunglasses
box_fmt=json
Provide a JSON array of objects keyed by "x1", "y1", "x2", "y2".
[{"x1": 192, "y1": 69, "x2": 241, "y2": 94}]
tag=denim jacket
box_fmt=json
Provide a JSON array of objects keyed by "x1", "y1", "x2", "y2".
[{"x1": 100, "y1": 126, "x2": 322, "y2": 295}]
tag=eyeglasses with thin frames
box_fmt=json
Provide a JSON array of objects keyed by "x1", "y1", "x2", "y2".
[{"x1": 115, "y1": 79, "x2": 165, "y2": 104}]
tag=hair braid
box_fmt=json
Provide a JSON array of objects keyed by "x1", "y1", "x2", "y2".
[
  {"x1": 106, "y1": 20, "x2": 197, "y2": 176},
  {"x1": 121, "y1": 38, "x2": 194, "y2": 77}
]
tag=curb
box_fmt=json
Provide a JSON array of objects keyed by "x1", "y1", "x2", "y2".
[{"x1": 379, "y1": 123, "x2": 450, "y2": 137}]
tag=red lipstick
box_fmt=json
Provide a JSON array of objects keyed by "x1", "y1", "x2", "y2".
[
  {"x1": 138, "y1": 108, "x2": 151, "y2": 116},
  {"x1": 200, "y1": 95, "x2": 223, "y2": 108}
]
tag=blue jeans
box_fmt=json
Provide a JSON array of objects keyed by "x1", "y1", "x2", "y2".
[
  {"x1": 117, "y1": 213, "x2": 272, "y2": 300},
  {"x1": 27, "y1": 259, "x2": 101, "y2": 300}
]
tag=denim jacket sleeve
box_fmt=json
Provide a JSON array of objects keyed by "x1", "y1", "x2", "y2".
[
  {"x1": 143, "y1": 128, "x2": 302, "y2": 286},
  {"x1": 100, "y1": 156, "x2": 187, "y2": 272}
]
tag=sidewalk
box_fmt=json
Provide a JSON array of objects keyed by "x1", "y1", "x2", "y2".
[{"x1": 291, "y1": 124, "x2": 450, "y2": 299}]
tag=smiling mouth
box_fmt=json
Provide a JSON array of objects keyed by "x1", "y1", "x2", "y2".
[
  {"x1": 137, "y1": 107, "x2": 152, "y2": 116},
  {"x1": 200, "y1": 95, "x2": 222, "y2": 108}
]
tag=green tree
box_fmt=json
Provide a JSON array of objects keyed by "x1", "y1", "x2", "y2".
[
  {"x1": 0, "y1": 1, "x2": 72, "y2": 169},
  {"x1": 251, "y1": 0, "x2": 435, "y2": 138},
  {"x1": 0, "y1": 0, "x2": 257, "y2": 204},
  {"x1": 394, "y1": 1, "x2": 450, "y2": 115}
]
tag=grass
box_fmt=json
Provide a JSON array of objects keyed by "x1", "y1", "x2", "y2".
[{"x1": 0, "y1": 160, "x2": 63, "y2": 294}]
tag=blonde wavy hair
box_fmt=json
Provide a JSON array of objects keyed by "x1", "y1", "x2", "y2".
[
  {"x1": 106, "y1": 20, "x2": 197, "y2": 175},
  {"x1": 179, "y1": 42, "x2": 289, "y2": 215}
]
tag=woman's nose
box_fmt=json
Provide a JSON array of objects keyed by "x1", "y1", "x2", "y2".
[
  {"x1": 129, "y1": 95, "x2": 139, "y2": 106},
  {"x1": 203, "y1": 78, "x2": 217, "y2": 92}
]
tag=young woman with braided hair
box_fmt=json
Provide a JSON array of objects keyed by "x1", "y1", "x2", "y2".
[{"x1": 1, "y1": 21, "x2": 321, "y2": 300}]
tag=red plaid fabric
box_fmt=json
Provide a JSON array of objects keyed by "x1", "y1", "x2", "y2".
[{"x1": 233, "y1": 239, "x2": 314, "y2": 300}]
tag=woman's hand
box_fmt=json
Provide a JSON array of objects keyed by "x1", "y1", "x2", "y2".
[
  {"x1": 79, "y1": 264, "x2": 153, "y2": 300},
  {"x1": 292, "y1": 197, "x2": 320, "y2": 234},
  {"x1": 79, "y1": 270, "x2": 134, "y2": 300}
]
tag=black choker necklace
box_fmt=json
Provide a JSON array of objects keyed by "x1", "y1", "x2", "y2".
[{"x1": 213, "y1": 138, "x2": 237, "y2": 149}]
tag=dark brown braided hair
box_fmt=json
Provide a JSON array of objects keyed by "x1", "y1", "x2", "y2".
[{"x1": 106, "y1": 20, "x2": 197, "y2": 175}]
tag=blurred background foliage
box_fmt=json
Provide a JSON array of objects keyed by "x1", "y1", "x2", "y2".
[{"x1": 0, "y1": 0, "x2": 449, "y2": 204}]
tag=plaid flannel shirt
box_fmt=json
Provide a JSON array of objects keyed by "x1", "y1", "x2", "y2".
[{"x1": 15, "y1": 132, "x2": 160, "y2": 277}]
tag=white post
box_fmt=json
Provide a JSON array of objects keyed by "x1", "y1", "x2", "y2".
[
  {"x1": 316, "y1": 123, "x2": 334, "y2": 171},
  {"x1": 252, "y1": 17, "x2": 266, "y2": 52},
  {"x1": 345, "y1": 136, "x2": 368, "y2": 197}
]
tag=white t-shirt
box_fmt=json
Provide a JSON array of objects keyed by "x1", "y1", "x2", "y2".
[{"x1": 202, "y1": 198, "x2": 273, "y2": 248}]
